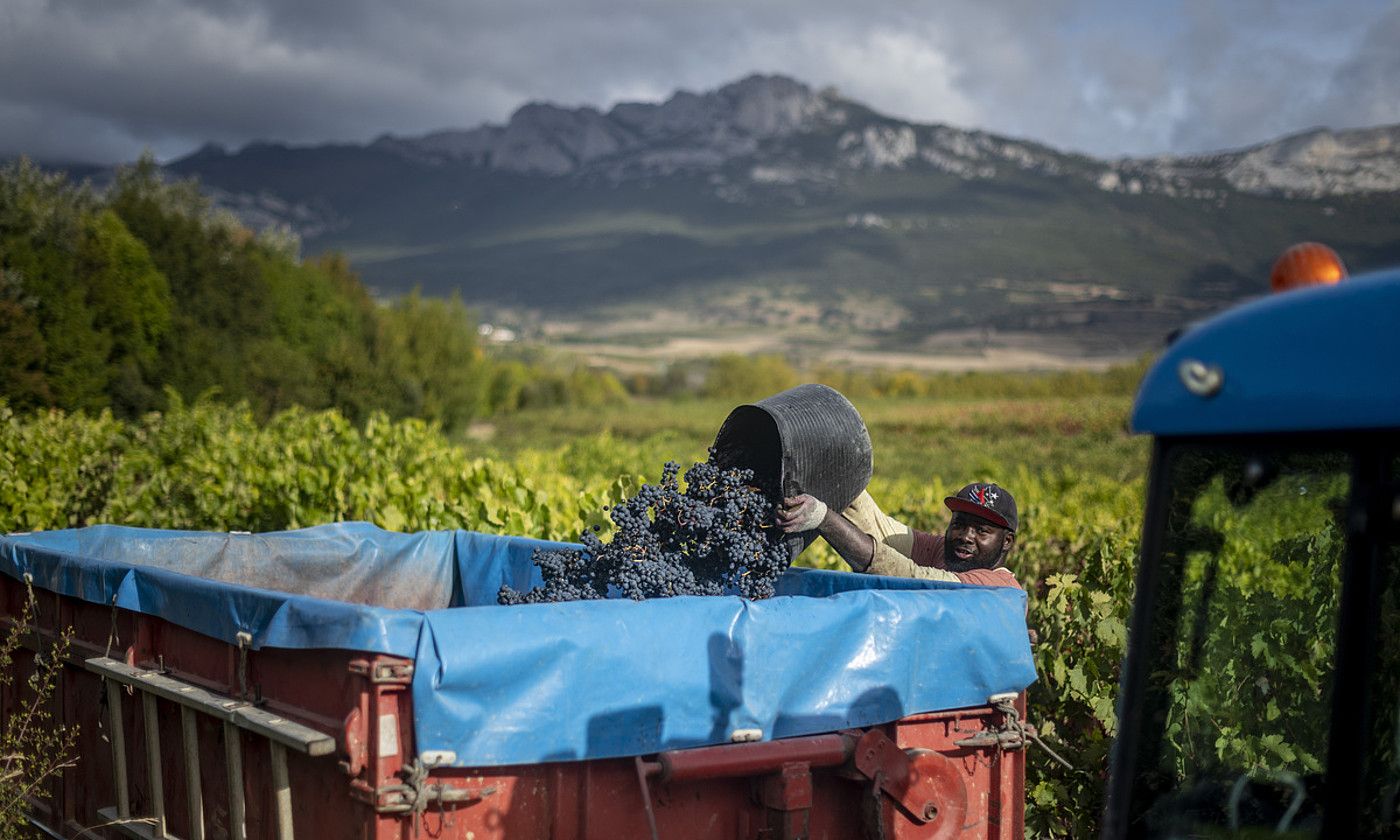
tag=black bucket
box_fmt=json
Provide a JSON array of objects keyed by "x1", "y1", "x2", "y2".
[{"x1": 711, "y1": 384, "x2": 873, "y2": 559}]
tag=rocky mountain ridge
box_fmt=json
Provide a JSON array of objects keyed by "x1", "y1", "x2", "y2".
[
  {"x1": 343, "y1": 74, "x2": 1400, "y2": 199},
  {"x1": 183, "y1": 74, "x2": 1400, "y2": 203},
  {"x1": 1107, "y1": 124, "x2": 1400, "y2": 198},
  {"x1": 368, "y1": 75, "x2": 850, "y2": 176},
  {"x1": 158, "y1": 74, "x2": 1400, "y2": 359}
]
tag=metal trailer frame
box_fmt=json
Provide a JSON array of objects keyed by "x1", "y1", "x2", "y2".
[{"x1": 2, "y1": 573, "x2": 1029, "y2": 839}]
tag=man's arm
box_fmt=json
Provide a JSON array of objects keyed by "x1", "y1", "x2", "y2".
[
  {"x1": 815, "y1": 503, "x2": 964, "y2": 583},
  {"x1": 842, "y1": 491, "x2": 919, "y2": 558},
  {"x1": 809, "y1": 504, "x2": 878, "y2": 571},
  {"x1": 863, "y1": 534, "x2": 964, "y2": 581},
  {"x1": 841, "y1": 491, "x2": 946, "y2": 569},
  {"x1": 781, "y1": 493, "x2": 1022, "y2": 588},
  {"x1": 779, "y1": 494, "x2": 962, "y2": 582}
]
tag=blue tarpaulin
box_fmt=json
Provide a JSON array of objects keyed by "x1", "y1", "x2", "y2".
[{"x1": 0, "y1": 523, "x2": 1036, "y2": 767}]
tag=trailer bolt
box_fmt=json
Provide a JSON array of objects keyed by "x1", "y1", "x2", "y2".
[{"x1": 923, "y1": 803, "x2": 938, "y2": 821}]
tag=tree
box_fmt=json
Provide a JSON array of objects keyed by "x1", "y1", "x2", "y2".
[
  {"x1": 76, "y1": 209, "x2": 171, "y2": 413},
  {"x1": 378, "y1": 290, "x2": 491, "y2": 430},
  {"x1": 107, "y1": 154, "x2": 264, "y2": 405},
  {"x1": 0, "y1": 159, "x2": 109, "y2": 410},
  {"x1": 0, "y1": 269, "x2": 50, "y2": 408}
]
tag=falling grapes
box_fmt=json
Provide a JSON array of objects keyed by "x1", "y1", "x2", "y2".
[{"x1": 498, "y1": 452, "x2": 792, "y2": 604}]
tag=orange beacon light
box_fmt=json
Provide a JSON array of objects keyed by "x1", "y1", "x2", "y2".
[{"x1": 1269, "y1": 242, "x2": 1347, "y2": 292}]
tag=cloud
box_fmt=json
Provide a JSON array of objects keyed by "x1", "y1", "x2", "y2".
[
  {"x1": 728, "y1": 21, "x2": 983, "y2": 130},
  {"x1": 0, "y1": 0, "x2": 1394, "y2": 164},
  {"x1": 1319, "y1": 3, "x2": 1400, "y2": 129},
  {"x1": 0, "y1": 100, "x2": 151, "y2": 165}
]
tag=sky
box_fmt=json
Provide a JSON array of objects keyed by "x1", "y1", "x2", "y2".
[{"x1": 2, "y1": 0, "x2": 1397, "y2": 165}]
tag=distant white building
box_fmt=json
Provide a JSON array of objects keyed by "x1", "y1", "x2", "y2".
[{"x1": 478, "y1": 323, "x2": 517, "y2": 343}]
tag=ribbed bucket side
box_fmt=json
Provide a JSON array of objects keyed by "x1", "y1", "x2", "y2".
[
  {"x1": 753, "y1": 384, "x2": 872, "y2": 514},
  {"x1": 712, "y1": 384, "x2": 873, "y2": 561}
]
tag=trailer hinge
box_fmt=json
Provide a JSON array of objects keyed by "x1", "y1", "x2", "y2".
[
  {"x1": 952, "y1": 726, "x2": 1032, "y2": 751},
  {"x1": 851, "y1": 730, "x2": 968, "y2": 836},
  {"x1": 348, "y1": 659, "x2": 415, "y2": 684}
]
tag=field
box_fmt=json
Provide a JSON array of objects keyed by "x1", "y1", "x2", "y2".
[
  {"x1": 2, "y1": 387, "x2": 1147, "y2": 835},
  {"x1": 470, "y1": 393, "x2": 1146, "y2": 484}
]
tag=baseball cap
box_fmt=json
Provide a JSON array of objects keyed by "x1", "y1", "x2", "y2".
[{"x1": 944, "y1": 482, "x2": 1018, "y2": 532}]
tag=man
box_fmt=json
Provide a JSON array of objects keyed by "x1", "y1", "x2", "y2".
[{"x1": 777, "y1": 483, "x2": 1020, "y2": 589}]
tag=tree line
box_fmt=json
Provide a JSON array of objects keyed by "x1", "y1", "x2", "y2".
[
  {"x1": 0, "y1": 157, "x2": 627, "y2": 430},
  {"x1": 0, "y1": 156, "x2": 1151, "y2": 429}
]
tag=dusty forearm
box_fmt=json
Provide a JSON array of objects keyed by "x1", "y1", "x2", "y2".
[
  {"x1": 816, "y1": 508, "x2": 877, "y2": 571},
  {"x1": 806, "y1": 492, "x2": 961, "y2": 582},
  {"x1": 866, "y1": 543, "x2": 961, "y2": 582},
  {"x1": 820, "y1": 511, "x2": 961, "y2": 581}
]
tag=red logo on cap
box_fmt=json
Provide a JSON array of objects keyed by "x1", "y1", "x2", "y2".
[{"x1": 967, "y1": 485, "x2": 1000, "y2": 507}]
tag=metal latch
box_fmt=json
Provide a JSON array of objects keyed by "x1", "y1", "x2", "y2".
[
  {"x1": 355, "y1": 759, "x2": 497, "y2": 815},
  {"x1": 348, "y1": 658, "x2": 415, "y2": 684},
  {"x1": 957, "y1": 696, "x2": 1076, "y2": 771}
]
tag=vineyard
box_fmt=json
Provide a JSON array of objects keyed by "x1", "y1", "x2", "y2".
[
  {"x1": 0, "y1": 391, "x2": 1144, "y2": 834},
  {"x1": 0, "y1": 391, "x2": 1349, "y2": 835}
]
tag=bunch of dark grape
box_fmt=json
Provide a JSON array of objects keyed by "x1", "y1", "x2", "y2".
[{"x1": 498, "y1": 453, "x2": 792, "y2": 604}]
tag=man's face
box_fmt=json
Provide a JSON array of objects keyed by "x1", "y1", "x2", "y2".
[{"x1": 944, "y1": 512, "x2": 1014, "y2": 572}]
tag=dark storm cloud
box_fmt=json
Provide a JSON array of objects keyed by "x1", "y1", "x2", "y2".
[
  {"x1": 0, "y1": 0, "x2": 1394, "y2": 164},
  {"x1": 0, "y1": 0, "x2": 471, "y2": 155}
]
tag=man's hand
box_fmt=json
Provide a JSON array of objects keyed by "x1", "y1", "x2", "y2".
[{"x1": 777, "y1": 494, "x2": 828, "y2": 533}]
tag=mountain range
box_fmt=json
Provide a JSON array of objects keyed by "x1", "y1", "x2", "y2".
[{"x1": 156, "y1": 74, "x2": 1400, "y2": 363}]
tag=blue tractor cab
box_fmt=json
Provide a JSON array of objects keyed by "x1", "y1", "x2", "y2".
[{"x1": 1104, "y1": 264, "x2": 1400, "y2": 838}]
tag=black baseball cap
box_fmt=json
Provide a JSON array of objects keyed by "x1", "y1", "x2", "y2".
[{"x1": 944, "y1": 482, "x2": 1018, "y2": 532}]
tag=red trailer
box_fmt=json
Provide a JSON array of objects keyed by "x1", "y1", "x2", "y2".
[{"x1": 0, "y1": 525, "x2": 1034, "y2": 840}]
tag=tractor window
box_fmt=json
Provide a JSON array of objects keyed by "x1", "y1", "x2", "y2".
[
  {"x1": 1357, "y1": 454, "x2": 1400, "y2": 835},
  {"x1": 1136, "y1": 445, "x2": 1348, "y2": 838}
]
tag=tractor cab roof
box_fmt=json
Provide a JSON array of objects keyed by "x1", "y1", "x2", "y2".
[{"x1": 1132, "y1": 266, "x2": 1400, "y2": 436}]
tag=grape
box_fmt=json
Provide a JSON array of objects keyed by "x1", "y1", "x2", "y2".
[{"x1": 497, "y1": 450, "x2": 792, "y2": 604}]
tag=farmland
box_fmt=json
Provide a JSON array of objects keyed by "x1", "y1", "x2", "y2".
[{"x1": 2, "y1": 384, "x2": 1147, "y2": 835}]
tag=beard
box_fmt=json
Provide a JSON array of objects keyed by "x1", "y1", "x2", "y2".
[{"x1": 944, "y1": 540, "x2": 1004, "y2": 572}]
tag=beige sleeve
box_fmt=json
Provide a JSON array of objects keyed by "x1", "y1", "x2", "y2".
[
  {"x1": 867, "y1": 544, "x2": 962, "y2": 582},
  {"x1": 841, "y1": 491, "x2": 960, "y2": 582},
  {"x1": 841, "y1": 491, "x2": 917, "y2": 557}
]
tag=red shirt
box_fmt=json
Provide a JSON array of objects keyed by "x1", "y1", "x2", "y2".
[{"x1": 911, "y1": 530, "x2": 1022, "y2": 590}]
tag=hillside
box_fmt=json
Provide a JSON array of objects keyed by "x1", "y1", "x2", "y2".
[{"x1": 161, "y1": 75, "x2": 1400, "y2": 361}]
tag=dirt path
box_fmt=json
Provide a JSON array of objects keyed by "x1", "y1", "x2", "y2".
[{"x1": 560, "y1": 336, "x2": 1130, "y2": 372}]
